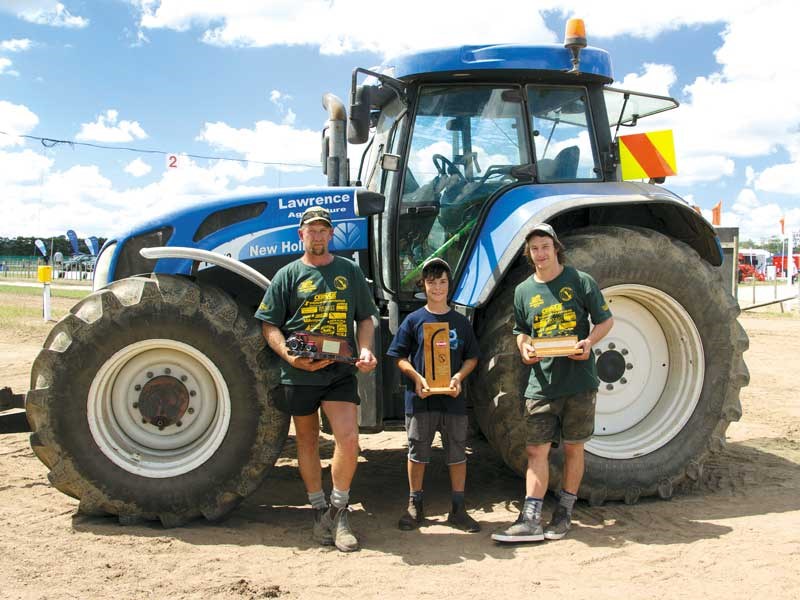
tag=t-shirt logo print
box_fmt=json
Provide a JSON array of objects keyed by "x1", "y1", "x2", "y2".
[
  {"x1": 334, "y1": 276, "x2": 348, "y2": 290},
  {"x1": 559, "y1": 286, "x2": 575, "y2": 302},
  {"x1": 298, "y1": 279, "x2": 317, "y2": 294}
]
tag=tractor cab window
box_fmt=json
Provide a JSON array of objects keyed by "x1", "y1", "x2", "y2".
[
  {"x1": 365, "y1": 96, "x2": 406, "y2": 194},
  {"x1": 398, "y1": 85, "x2": 529, "y2": 293},
  {"x1": 527, "y1": 85, "x2": 600, "y2": 182}
]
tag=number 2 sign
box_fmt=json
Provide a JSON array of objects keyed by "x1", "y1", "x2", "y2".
[{"x1": 165, "y1": 154, "x2": 179, "y2": 169}]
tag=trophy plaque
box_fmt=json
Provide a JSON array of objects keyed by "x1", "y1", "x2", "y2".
[
  {"x1": 530, "y1": 335, "x2": 582, "y2": 357},
  {"x1": 285, "y1": 331, "x2": 358, "y2": 364},
  {"x1": 422, "y1": 322, "x2": 458, "y2": 397}
]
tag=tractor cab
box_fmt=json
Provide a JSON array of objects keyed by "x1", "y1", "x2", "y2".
[{"x1": 335, "y1": 20, "x2": 678, "y2": 305}]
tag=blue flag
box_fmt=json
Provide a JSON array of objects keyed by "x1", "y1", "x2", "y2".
[
  {"x1": 85, "y1": 236, "x2": 99, "y2": 256},
  {"x1": 66, "y1": 229, "x2": 80, "y2": 255},
  {"x1": 34, "y1": 239, "x2": 48, "y2": 257}
]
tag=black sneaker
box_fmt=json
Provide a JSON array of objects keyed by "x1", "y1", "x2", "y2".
[
  {"x1": 491, "y1": 513, "x2": 544, "y2": 543},
  {"x1": 544, "y1": 505, "x2": 572, "y2": 540},
  {"x1": 398, "y1": 497, "x2": 424, "y2": 530},
  {"x1": 447, "y1": 505, "x2": 481, "y2": 533},
  {"x1": 330, "y1": 506, "x2": 359, "y2": 552},
  {"x1": 313, "y1": 507, "x2": 334, "y2": 546}
]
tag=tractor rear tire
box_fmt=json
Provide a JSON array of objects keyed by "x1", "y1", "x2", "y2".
[
  {"x1": 471, "y1": 226, "x2": 748, "y2": 503},
  {"x1": 26, "y1": 274, "x2": 289, "y2": 526}
]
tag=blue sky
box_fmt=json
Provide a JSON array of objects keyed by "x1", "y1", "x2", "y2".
[{"x1": 1, "y1": 0, "x2": 798, "y2": 244}]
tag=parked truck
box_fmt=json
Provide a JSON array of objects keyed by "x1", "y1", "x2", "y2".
[{"x1": 22, "y1": 20, "x2": 748, "y2": 524}]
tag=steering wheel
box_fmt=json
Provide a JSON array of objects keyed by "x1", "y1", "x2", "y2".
[{"x1": 432, "y1": 154, "x2": 466, "y2": 182}]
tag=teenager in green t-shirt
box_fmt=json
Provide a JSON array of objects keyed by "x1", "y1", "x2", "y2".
[
  {"x1": 492, "y1": 224, "x2": 613, "y2": 545},
  {"x1": 255, "y1": 206, "x2": 378, "y2": 553}
]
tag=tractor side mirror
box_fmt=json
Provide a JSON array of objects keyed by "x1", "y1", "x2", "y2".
[
  {"x1": 348, "y1": 85, "x2": 375, "y2": 144},
  {"x1": 354, "y1": 190, "x2": 386, "y2": 217}
]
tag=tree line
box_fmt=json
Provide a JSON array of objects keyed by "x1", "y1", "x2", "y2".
[{"x1": 0, "y1": 236, "x2": 108, "y2": 257}]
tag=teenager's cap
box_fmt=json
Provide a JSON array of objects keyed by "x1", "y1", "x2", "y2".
[
  {"x1": 525, "y1": 223, "x2": 564, "y2": 249},
  {"x1": 299, "y1": 206, "x2": 333, "y2": 227},
  {"x1": 421, "y1": 257, "x2": 452, "y2": 274}
]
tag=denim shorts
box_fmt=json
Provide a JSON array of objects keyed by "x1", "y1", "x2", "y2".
[
  {"x1": 525, "y1": 390, "x2": 597, "y2": 446},
  {"x1": 405, "y1": 411, "x2": 468, "y2": 465}
]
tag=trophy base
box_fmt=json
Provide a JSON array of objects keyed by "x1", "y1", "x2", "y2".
[{"x1": 426, "y1": 387, "x2": 459, "y2": 397}]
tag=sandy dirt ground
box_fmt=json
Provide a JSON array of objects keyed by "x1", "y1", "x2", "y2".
[{"x1": 0, "y1": 290, "x2": 798, "y2": 600}]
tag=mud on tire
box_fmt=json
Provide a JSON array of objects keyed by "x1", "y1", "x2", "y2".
[
  {"x1": 26, "y1": 274, "x2": 289, "y2": 526},
  {"x1": 471, "y1": 226, "x2": 749, "y2": 504}
]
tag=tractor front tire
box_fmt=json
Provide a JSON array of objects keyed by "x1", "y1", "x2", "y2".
[
  {"x1": 472, "y1": 226, "x2": 748, "y2": 504},
  {"x1": 26, "y1": 274, "x2": 289, "y2": 526}
]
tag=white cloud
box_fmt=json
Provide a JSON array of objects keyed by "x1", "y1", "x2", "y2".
[
  {"x1": 269, "y1": 89, "x2": 297, "y2": 125},
  {"x1": 0, "y1": 38, "x2": 32, "y2": 52},
  {"x1": 0, "y1": 100, "x2": 39, "y2": 146},
  {"x1": 134, "y1": 0, "x2": 556, "y2": 57},
  {"x1": 198, "y1": 118, "x2": 318, "y2": 173},
  {"x1": 76, "y1": 109, "x2": 148, "y2": 143},
  {"x1": 616, "y1": 63, "x2": 677, "y2": 97},
  {"x1": 0, "y1": 148, "x2": 53, "y2": 184},
  {"x1": 0, "y1": 155, "x2": 280, "y2": 238},
  {"x1": 710, "y1": 187, "x2": 800, "y2": 241},
  {"x1": 0, "y1": 1, "x2": 88, "y2": 28},
  {"x1": 124, "y1": 157, "x2": 152, "y2": 177},
  {"x1": 0, "y1": 57, "x2": 14, "y2": 75}
]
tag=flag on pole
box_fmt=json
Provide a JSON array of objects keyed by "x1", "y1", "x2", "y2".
[
  {"x1": 780, "y1": 215, "x2": 785, "y2": 235},
  {"x1": 34, "y1": 239, "x2": 47, "y2": 257},
  {"x1": 66, "y1": 229, "x2": 80, "y2": 255},
  {"x1": 711, "y1": 201, "x2": 722, "y2": 226}
]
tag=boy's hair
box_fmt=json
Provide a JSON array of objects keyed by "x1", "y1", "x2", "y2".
[{"x1": 417, "y1": 258, "x2": 452, "y2": 291}]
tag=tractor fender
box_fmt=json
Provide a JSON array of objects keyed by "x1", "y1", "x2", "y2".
[
  {"x1": 139, "y1": 247, "x2": 271, "y2": 290},
  {"x1": 452, "y1": 181, "x2": 720, "y2": 308}
]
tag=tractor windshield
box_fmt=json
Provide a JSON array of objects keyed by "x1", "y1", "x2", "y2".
[{"x1": 398, "y1": 85, "x2": 530, "y2": 291}]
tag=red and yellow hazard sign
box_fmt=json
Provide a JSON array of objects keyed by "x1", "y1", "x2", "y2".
[{"x1": 619, "y1": 129, "x2": 677, "y2": 180}]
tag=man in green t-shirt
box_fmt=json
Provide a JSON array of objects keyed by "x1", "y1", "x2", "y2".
[
  {"x1": 255, "y1": 206, "x2": 378, "y2": 553},
  {"x1": 492, "y1": 223, "x2": 613, "y2": 544}
]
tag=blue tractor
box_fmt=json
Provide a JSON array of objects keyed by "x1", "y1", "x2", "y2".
[{"x1": 25, "y1": 20, "x2": 747, "y2": 524}]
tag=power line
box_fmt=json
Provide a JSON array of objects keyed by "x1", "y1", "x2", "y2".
[{"x1": 0, "y1": 130, "x2": 319, "y2": 168}]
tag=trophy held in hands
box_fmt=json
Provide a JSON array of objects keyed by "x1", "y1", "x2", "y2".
[
  {"x1": 423, "y1": 322, "x2": 459, "y2": 397},
  {"x1": 285, "y1": 331, "x2": 358, "y2": 364}
]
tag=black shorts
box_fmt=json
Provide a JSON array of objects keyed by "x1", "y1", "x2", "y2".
[{"x1": 278, "y1": 376, "x2": 360, "y2": 416}]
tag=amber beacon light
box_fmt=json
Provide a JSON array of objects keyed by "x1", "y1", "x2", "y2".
[{"x1": 564, "y1": 18, "x2": 587, "y2": 72}]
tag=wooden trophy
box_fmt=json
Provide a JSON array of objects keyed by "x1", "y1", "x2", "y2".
[
  {"x1": 530, "y1": 335, "x2": 582, "y2": 357},
  {"x1": 422, "y1": 322, "x2": 458, "y2": 397}
]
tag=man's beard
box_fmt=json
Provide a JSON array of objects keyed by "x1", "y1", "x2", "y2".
[{"x1": 309, "y1": 245, "x2": 326, "y2": 256}]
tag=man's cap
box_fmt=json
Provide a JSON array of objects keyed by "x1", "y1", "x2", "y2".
[
  {"x1": 299, "y1": 206, "x2": 333, "y2": 227},
  {"x1": 525, "y1": 222, "x2": 564, "y2": 249},
  {"x1": 421, "y1": 257, "x2": 452, "y2": 274}
]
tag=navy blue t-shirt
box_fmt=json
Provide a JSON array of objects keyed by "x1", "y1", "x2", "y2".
[{"x1": 386, "y1": 307, "x2": 480, "y2": 415}]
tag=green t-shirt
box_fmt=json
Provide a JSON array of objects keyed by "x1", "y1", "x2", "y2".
[
  {"x1": 513, "y1": 266, "x2": 612, "y2": 400},
  {"x1": 254, "y1": 256, "x2": 379, "y2": 386}
]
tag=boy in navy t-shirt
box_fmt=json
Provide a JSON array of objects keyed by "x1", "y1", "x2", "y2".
[{"x1": 386, "y1": 258, "x2": 481, "y2": 532}]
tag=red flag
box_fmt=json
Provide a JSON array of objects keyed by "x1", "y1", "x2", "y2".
[
  {"x1": 711, "y1": 201, "x2": 722, "y2": 226},
  {"x1": 780, "y1": 215, "x2": 785, "y2": 235}
]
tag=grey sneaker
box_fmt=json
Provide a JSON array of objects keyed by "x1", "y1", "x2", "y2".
[
  {"x1": 544, "y1": 505, "x2": 572, "y2": 540},
  {"x1": 330, "y1": 506, "x2": 359, "y2": 552},
  {"x1": 447, "y1": 505, "x2": 481, "y2": 533},
  {"x1": 313, "y1": 507, "x2": 334, "y2": 546},
  {"x1": 491, "y1": 514, "x2": 544, "y2": 543},
  {"x1": 398, "y1": 497, "x2": 424, "y2": 530}
]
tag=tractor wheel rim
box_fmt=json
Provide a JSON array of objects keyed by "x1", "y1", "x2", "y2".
[
  {"x1": 87, "y1": 339, "x2": 231, "y2": 478},
  {"x1": 586, "y1": 284, "x2": 704, "y2": 460}
]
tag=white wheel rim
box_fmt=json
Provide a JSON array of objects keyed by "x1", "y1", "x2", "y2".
[
  {"x1": 586, "y1": 284, "x2": 704, "y2": 460},
  {"x1": 87, "y1": 339, "x2": 231, "y2": 478}
]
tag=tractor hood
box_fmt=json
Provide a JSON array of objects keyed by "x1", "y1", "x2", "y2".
[{"x1": 99, "y1": 187, "x2": 367, "y2": 285}]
